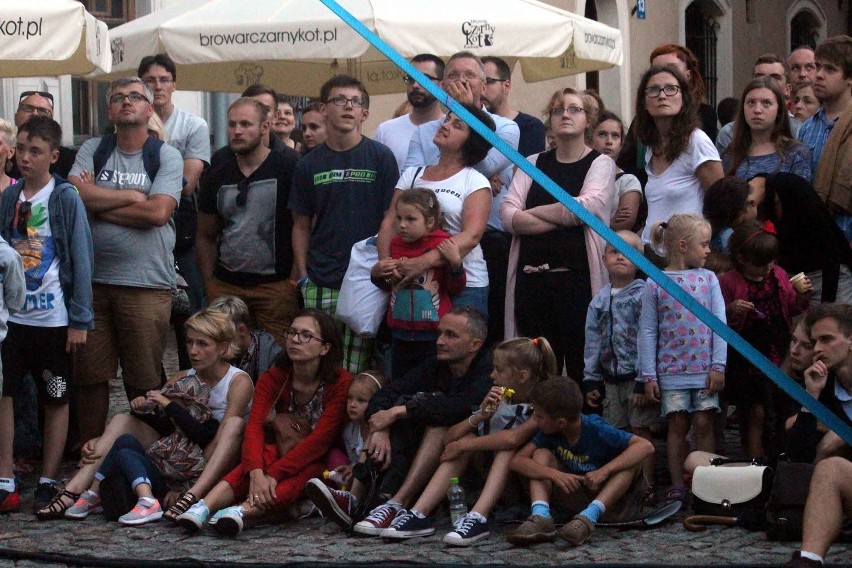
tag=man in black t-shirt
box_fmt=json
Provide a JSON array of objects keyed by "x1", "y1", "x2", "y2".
[
  {"x1": 197, "y1": 97, "x2": 299, "y2": 347},
  {"x1": 8, "y1": 91, "x2": 76, "y2": 179}
]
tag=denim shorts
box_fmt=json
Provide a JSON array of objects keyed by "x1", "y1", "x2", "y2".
[{"x1": 660, "y1": 387, "x2": 719, "y2": 416}]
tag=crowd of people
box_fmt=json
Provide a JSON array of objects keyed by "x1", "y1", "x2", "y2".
[{"x1": 0, "y1": 35, "x2": 850, "y2": 566}]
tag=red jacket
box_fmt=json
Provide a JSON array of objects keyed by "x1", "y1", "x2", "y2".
[
  {"x1": 384, "y1": 230, "x2": 466, "y2": 333},
  {"x1": 720, "y1": 265, "x2": 808, "y2": 332},
  {"x1": 241, "y1": 366, "x2": 351, "y2": 481}
]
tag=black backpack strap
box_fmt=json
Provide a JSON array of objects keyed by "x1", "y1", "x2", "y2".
[
  {"x1": 141, "y1": 136, "x2": 164, "y2": 183},
  {"x1": 92, "y1": 134, "x2": 118, "y2": 180}
]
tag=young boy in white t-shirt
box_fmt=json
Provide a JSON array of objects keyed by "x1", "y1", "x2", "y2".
[{"x1": 0, "y1": 116, "x2": 93, "y2": 514}]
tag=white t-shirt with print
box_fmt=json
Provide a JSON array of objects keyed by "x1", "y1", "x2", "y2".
[
  {"x1": 641, "y1": 129, "x2": 720, "y2": 246},
  {"x1": 9, "y1": 178, "x2": 68, "y2": 327},
  {"x1": 397, "y1": 166, "x2": 491, "y2": 287}
]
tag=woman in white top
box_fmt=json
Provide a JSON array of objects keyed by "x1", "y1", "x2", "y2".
[
  {"x1": 634, "y1": 65, "x2": 723, "y2": 254},
  {"x1": 500, "y1": 88, "x2": 615, "y2": 380},
  {"x1": 376, "y1": 105, "x2": 496, "y2": 322},
  {"x1": 37, "y1": 310, "x2": 253, "y2": 520}
]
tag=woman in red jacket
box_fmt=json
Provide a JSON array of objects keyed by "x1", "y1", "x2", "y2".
[{"x1": 176, "y1": 308, "x2": 350, "y2": 536}]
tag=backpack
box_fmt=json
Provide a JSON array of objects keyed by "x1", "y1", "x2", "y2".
[{"x1": 92, "y1": 133, "x2": 163, "y2": 183}]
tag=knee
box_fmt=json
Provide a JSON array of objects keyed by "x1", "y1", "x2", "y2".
[
  {"x1": 814, "y1": 456, "x2": 852, "y2": 484},
  {"x1": 113, "y1": 433, "x2": 141, "y2": 451},
  {"x1": 531, "y1": 448, "x2": 556, "y2": 466},
  {"x1": 691, "y1": 411, "x2": 714, "y2": 432}
]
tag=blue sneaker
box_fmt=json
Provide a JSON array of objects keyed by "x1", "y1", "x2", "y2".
[
  {"x1": 444, "y1": 513, "x2": 490, "y2": 546},
  {"x1": 210, "y1": 505, "x2": 244, "y2": 537},
  {"x1": 176, "y1": 501, "x2": 210, "y2": 531},
  {"x1": 381, "y1": 509, "x2": 435, "y2": 539}
]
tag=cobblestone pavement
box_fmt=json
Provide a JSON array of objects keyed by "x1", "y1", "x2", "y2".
[{"x1": 2, "y1": 336, "x2": 851, "y2": 566}]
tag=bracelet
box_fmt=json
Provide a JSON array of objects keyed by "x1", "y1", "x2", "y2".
[{"x1": 468, "y1": 414, "x2": 477, "y2": 429}]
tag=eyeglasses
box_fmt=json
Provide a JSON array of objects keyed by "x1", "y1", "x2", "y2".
[
  {"x1": 644, "y1": 85, "x2": 681, "y2": 98},
  {"x1": 17, "y1": 104, "x2": 52, "y2": 117},
  {"x1": 143, "y1": 77, "x2": 174, "y2": 86},
  {"x1": 326, "y1": 96, "x2": 366, "y2": 108},
  {"x1": 17, "y1": 201, "x2": 32, "y2": 237},
  {"x1": 284, "y1": 327, "x2": 325, "y2": 344},
  {"x1": 19, "y1": 91, "x2": 54, "y2": 105},
  {"x1": 550, "y1": 105, "x2": 586, "y2": 116},
  {"x1": 485, "y1": 77, "x2": 506, "y2": 85},
  {"x1": 235, "y1": 179, "x2": 249, "y2": 207},
  {"x1": 445, "y1": 71, "x2": 481, "y2": 82},
  {"x1": 109, "y1": 92, "x2": 150, "y2": 105},
  {"x1": 403, "y1": 73, "x2": 439, "y2": 86}
]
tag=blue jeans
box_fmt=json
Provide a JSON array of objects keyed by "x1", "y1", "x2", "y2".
[
  {"x1": 96, "y1": 434, "x2": 165, "y2": 495},
  {"x1": 450, "y1": 286, "x2": 489, "y2": 322}
]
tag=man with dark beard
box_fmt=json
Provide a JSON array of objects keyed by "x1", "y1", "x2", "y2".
[
  {"x1": 374, "y1": 54, "x2": 446, "y2": 173},
  {"x1": 196, "y1": 97, "x2": 300, "y2": 347}
]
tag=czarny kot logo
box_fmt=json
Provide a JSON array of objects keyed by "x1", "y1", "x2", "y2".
[
  {"x1": 111, "y1": 38, "x2": 124, "y2": 65},
  {"x1": 462, "y1": 20, "x2": 494, "y2": 48},
  {"x1": 234, "y1": 63, "x2": 264, "y2": 87},
  {"x1": 0, "y1": 17, "x2": 43, "y2": 39}
]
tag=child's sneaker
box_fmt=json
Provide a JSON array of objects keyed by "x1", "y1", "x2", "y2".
[
  {"x1": 65, "y1": 490, "x2": 103, "y2": 519},
  {"x1": 381, "y1": 510, "x2": 434, "y2": 539},
  {"x1": 176, "y1": 501, "x2": 210, "y2": 531},
  {"x1": 210, "y1": 505, "x2": 244, "y2": 537},
  {"x1": 352, "y1": 502, "x2": 403, "y2": 536},
  {"x1": 558, "y1": 514, "x2": 594, "y2": 546},
  {"x1": 505, "y1": 514, "x2": 556, "y2": 546},
  {"x1": 33, "y1": 482, "x2": 58, "y2": 514},
  {"x1": 0, "y1": 488, "x2": 20, "y2": 513},
  {"x1": 443, "y1": 513, "x2": 490, "y2": 546},
  {"x1": 305, "y1": 478, "x2": 354, "y2": 530},
  {"x1": 118, "y1": 497, "x2": 163, "y2": 526}
]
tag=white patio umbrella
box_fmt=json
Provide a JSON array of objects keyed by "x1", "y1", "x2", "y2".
[
  {"x1": 0, "y1": 0, "x2": 111, "y2": 77},
  {"x1": 95, "y1": 0, "x2": 621, "y2": 95}
]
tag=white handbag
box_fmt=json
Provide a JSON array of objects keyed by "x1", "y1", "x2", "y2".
[{"x1": 335, "y1": 235, "x2": 389, "y2": 337}]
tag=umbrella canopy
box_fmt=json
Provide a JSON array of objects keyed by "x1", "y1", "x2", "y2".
[
  {"x1": 0, "y1": 0, "x2": 111, "y2": 77},
  {"x1": 96, "y1": 0, "x2": 621, "y2": 95}
]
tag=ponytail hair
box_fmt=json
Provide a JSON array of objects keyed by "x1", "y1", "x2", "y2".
[
  {"x1": 650, "y1": 213, "x2": 710, "y2": 259},
  {"x1": 494, "y1": 336, "x2": 557, "y2": 384}
]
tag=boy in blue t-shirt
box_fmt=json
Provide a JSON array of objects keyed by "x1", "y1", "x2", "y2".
[{"x1": 507, "y1": 377, "x2": 654, "y2": 547}]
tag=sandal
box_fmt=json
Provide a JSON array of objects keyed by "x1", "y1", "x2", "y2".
[
  {"x1": 35, "y1": 489, "x2": 80, "y2": 520},
  {"x1": 164, "y1": 491, "x2": 197, "y2": 523},
  {"x1": 662, "y1": 485, "x2": 689, "y2": 506}
]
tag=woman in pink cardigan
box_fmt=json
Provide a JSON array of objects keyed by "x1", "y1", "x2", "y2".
[{"x1": 500, "y1": 88, "x2": 614, "y2": 381}]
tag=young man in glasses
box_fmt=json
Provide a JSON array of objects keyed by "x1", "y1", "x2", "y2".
[
  {"x1": 290, "y1": 75, "x2": 398, "y2": 374},
  {"x1": 196, "y1": 97, "x2": 299, "y2": 348},
  {"x1": 8, "y1": 91, "x2": 77, "y2": 180},
  {"x1": 374, "y1": 54, "x2": 446, "y2": 173},
  {"x1": 0, "y1": 116, "x2": 91, "y2": 513},
  {"x1": 66, "y1": 77, "x2": 183, "y2": 447}
]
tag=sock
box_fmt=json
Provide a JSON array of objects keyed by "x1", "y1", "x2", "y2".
[
  {"x1": 386, "y1": 500, "x2": 403, "y2": 510},
  {"x1": 579, "y1": 500, "x2": 606, "y2": 524},
  {"x1": 800, "y1": 551, "x2": 824, "y2": 564},
  {"x1": 531, "y1": 501, "x2": 551, "y2": 518},
  {"x1": 411, "y1": 509, "x2": 426, "y2": 519},
  {"x1": 137, "y1": 496, "x2": 156, "y2": 508},
  {"x1": 38, "y1": 477, "x2": 57, "y2": 486},
  {"x1": 195, "y1": 499, "x2": 209, "y2": 513},
  {"x1": 0, "y1": 477, "x2": 15, "y2": 492},
  {"x1": 469, "y1": 511, "x2": 486, "y2": 522}
]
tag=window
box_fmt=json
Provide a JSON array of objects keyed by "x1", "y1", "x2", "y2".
[
  {"x1": 685, "y1": 1, "x2": 719, "y2": 108},
  {"x1": 790, "y1": 10, "x2": 821, "y2": 50}
]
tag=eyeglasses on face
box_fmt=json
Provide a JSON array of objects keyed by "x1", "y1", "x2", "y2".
[
  {"x1": 644, "y1": 85, "x2": 681, "y2": 98},
  {"x1": 326, "y1": 96, "x2": 366, "y2": 108},
  {"x1": 109, "y1": 92, "x2": 150, "y2": 105},
  {"x1": 17, "y1": 104, "x2": 52, "y2": 117},
  {"x1": 550, "y1": 105, "x2": 586, "y2": 116},
  {"x1": 445, "y1": 71, "x2": 481, "y2": 82},
  {"x1": 402, "y1": 74, "x2": 439, "y2": 86},
  {"x1": 284, "y1": 327, "x2": 325, "y2": 344}
]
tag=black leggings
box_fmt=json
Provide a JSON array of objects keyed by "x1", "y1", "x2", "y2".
[{"x1": 514, "y1": 270, "x2": 590, "y2": 382}]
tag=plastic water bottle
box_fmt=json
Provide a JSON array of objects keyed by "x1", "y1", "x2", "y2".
[{"x1": 447, "y1": 477, "x2": 468, "y2": 525}]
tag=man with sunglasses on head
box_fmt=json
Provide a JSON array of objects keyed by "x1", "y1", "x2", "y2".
[
  {"x1": 196, "y1": 97, "x2": 299, "y2": 348},
  {"x1": 374, "y1": 54, "x2": 446, "y2": 173},
  {"x1": 66, "y1": 77, "x2": 183, "y2": 446},
  {"x1": 7, "y1": 91, "x2": 77, "y2": 180},
  {"x1": 289, "y1": 75, "x2": 398, "y2": 374}
]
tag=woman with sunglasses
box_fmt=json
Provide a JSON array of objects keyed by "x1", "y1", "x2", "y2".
[
  {"x1": 176, "y1": 308, "x2": 350, "y2": 536},
  {"x1": 634, "y1": 65, "x2": 723, "y2": 258},
  {"x1": 500, "y1": 88, "x2": 615, "y2": 380}
]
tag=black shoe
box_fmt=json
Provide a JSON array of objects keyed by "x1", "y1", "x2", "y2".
[
  {"x1": 787, "y1": 551, "x2": 824, "y2": 567},
  {"x1": 33, "y1": 482, "x2": 59, "y2": 514}
]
